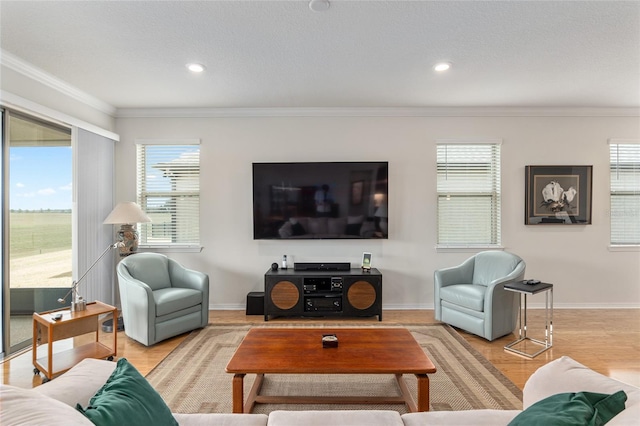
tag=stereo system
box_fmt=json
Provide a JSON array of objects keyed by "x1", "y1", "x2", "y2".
[
  {"x1": 304, "y1": 277, "x2": 343, "y2": 312},
  {"x1": 264, "y1": 267, "x2": 382, "y2": 321}
]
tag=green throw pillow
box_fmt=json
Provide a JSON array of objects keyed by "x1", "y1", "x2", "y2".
[
  {"x1": 76, "y1": 358, "x2": 177, "y2": 426},
  {"x1": 509, "y1": 390, "x2": 627, "y2": 426}
]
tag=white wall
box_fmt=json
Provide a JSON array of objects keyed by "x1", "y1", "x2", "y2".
[{"x1": 115, "y1": 114, "x2": 640, "y2": 309}]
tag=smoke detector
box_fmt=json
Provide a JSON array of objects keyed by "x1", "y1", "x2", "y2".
[{"x1": 309, "y1": 0, "x2": 330, "y2": 12}]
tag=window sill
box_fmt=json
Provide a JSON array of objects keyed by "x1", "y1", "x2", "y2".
[
  {"x1": 436, "y1": 245, "x2": 504, "y2": 253},
  {"x1": 608, "y1": 245, "x2": 640, "y2": 252},
  {"x1": 138, "y1": 245, "x2": 203, "y2": 254}
]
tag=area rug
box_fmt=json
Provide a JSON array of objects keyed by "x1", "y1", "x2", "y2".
[{"x1": 146, "y1": 324, "x2": 522, "y2": 414}]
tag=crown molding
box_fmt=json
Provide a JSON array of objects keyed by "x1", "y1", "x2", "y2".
[
  {"x1": 1, "y1": 91, "x2": 120, "y2": 141},
  {"x1": 1, "y1": 50, "x2": 116, "y2": 116},
  {"x1": 115, "y1": 106, "x2": 640, "y2": 118}
]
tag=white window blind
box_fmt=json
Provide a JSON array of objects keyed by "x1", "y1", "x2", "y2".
[
  {"x1": 136, "y1": 140, "x2": 200, "y2": 247},
  {"x1": 437, "y1": 141, "x2": 501, "y2": 247},
  {"x1": 610, "y1": 141, "x2": 640, "y2": 245}
]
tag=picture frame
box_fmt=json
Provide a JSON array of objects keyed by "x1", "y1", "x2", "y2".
[
  {"x1": 351, "y1": 180, "x2": 364, "y2": 205},
  {"x1": 525, "y1": 165, "x2": 592, "y2": 225},
  {"x1": 361, "y1": 252, "x2": 372, "y2": 270}
]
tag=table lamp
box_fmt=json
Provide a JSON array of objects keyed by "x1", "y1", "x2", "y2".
[
  {"x1": 102, "y1": 201, "x2": 150, "y2": 332},
  {"x1": 103, "y1": 201, "x2": 151, "y2": 257}
]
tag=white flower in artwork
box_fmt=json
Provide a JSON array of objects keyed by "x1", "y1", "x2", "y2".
[
  {"x1": 541, "y1": 181, "x2": 563, "y2": 203},
  {"x1": 541, "y1": 181, "x2": 577, "y2": 212},
  {"x1": 563, "y1": 187, "x2": 577, "y2": 204}
]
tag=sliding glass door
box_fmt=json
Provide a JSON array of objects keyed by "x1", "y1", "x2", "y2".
[{"x1": 2, "y1": 111, "x2": 72, "y2": 354}]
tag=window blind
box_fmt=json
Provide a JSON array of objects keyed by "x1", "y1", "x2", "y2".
[
  {"x1": 136, "y1": 140, "x2": 200, "y2": 247},
  {"x1": 76, "y1": 128, "x2": 115, "y2": 304},
  {"x1": 437, "y1": 142, "x2": 501, "y2": 247},
  {"x1": 610, "y1": 141, "x2": 640, "y2": 245}
]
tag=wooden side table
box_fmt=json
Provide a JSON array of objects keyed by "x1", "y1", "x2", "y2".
[
  {"x1": 33, "y1": 301, "x2": 117, "y2": 382},
  {"x1": 503, "y1": 281, "x2": 553, "y2": 358}
]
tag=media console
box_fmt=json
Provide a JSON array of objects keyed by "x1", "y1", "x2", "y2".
[{"x1": 264, "y1": 267, "x2": 382, "y2": 321}]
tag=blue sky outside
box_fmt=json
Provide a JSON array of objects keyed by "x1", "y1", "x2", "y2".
[
  {"x1": 10, "y1": 146, "x2": 72, "y2": 211},
  {"x1": 9, "y1": 145, "x2": 198, "y2": 211}
]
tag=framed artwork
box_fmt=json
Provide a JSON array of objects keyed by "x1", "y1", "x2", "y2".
[
  {"x1": 351, "y1": 180, "x2": 364, "y2": 205},
  {"x1": 525, "y1": 165, "x2": 592, "y2": 225}
]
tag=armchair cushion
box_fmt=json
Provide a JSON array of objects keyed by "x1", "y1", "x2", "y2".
[
  {"x1": 440, "y1": 284, "x2": 485, "y2": 311},
  {"x1": 154, "y1": 287, "x2": 203, "y2": 317}
]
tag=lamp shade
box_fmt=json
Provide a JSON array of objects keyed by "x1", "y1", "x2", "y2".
[
  {"x1": 374, "y1": 205, "x2": 388, "y2": 218},
  {"x1": 103, "y1": 202, "x2": 151, "y2": 225}
]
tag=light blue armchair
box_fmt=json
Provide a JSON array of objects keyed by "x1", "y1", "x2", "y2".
[
  {"x1": 434, "y1": 251, "x2": 526, "y2": 341},
  {"x1": 117, "y1": 253, "x2": 209, "y2": 346}
]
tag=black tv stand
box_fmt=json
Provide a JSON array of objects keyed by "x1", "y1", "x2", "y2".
[{"x1": 264, "y1": 268, "x2": 382, "y2": 321}]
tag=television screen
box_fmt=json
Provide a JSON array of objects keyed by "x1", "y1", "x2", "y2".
[{"x1": 253, "y1": 162, "x2": 388, "y2": 240}]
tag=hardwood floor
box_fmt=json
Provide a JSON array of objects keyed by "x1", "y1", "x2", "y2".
[{"x1": 2, "y1": 309, "x2": 639, "y2": 392}]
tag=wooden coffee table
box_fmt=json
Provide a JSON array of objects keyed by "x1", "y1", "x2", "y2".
[{"x1": 225, "y1": 327, "x2": 436, "y2": 413}]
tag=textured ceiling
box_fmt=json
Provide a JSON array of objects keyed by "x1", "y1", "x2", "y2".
[{"x1": 1, "y1": 0, "x2": 639, "y2": 110}]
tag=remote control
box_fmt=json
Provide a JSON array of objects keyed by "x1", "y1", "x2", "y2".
[{"x1": 52, "y1": 313, "x2": 63, "y2": 321}]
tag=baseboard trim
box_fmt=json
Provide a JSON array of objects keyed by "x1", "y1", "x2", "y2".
[{"x1": 209, "y1": 303, "x2": 640, "y2": 311}]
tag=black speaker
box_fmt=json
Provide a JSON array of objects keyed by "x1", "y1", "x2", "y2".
[
  {"x1": 246, "y1": 291, "x2": 265, "y2": 315},
  {"x1": 294, "y1": 262, "x2": 350, "y2": 271}
]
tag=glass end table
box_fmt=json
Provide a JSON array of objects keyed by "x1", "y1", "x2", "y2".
[{"x1": 503, "y1": 280, "x2": 553, "y2": 358}]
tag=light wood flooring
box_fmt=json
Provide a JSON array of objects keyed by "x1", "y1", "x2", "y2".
[{"x1": 2, "y1": 309, "x2": 639, "y2": 391}]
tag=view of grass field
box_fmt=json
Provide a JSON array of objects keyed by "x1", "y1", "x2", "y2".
[
  {"x1": 10, "y1": 212, "x2": 71, "y2": 258},
  {"x1": 10, "y1": 212, "x2": 72, "y2": 288}
]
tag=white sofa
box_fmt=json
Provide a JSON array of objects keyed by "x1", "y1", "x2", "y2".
[{"x1": 1, "y1": 356, "x2": 638, "y2": 425}]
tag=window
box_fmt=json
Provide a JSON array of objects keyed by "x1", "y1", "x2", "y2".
[
  {"x1": 6, "y1": 112, "x2": 72, "y2": 351},
  {"x1": 437, "y1": 140, "x2": 501, "y2": 247},
  {"x1": 136, "y1": 139, "x2": 200, "y2": 248},
  {"x1": 609, "y1": 140, "x2": 640, "y2": 246}
]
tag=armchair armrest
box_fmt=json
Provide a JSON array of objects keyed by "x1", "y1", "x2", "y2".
[
  {"x1": 434, "y1": 256, "x2": 475, "y2": 289},
  {"x1": 483, "y1": 260, "x2": 526, "y2": 340},
  {"x1": 117, "y1": 263, "x2": 157, "y2": 345},
  {"x1": 483, "y1": 259, "x2": 526, "y2": 312},
  {"x1": 434, "y1": 256, "x2": 475, "y2": 320},
  {"x1": 486, "y1": 260, "x2": 526, "y2": 291},
  {"x1": 168, "y1": 259, "x2": 208, "y2": 292},
  {"x1": 167, "y1": 259, "x2": 210, "y2": 328}
]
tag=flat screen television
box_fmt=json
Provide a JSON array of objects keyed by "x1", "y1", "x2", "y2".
[{"x1": 253, "y1": 162, "x2": 388, "y2": 240}]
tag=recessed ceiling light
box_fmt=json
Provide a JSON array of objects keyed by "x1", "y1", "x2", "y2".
[
  {"x1": 186, "y1": 63, "x2": 206, "y2": 73},
  {"x1": 309, "y1": 0, "x2": 330, "y2": 12},
  {"x1": 433, "y1": 62, "x2": 451, "y2": 72}
]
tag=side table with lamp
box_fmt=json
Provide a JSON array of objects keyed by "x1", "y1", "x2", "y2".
[
  {"x1": 32, "y1": 201, "x2": 151, "y2": 381},
  {"x1": 32, "y1": 301, "x2": 117, "y2": 382},
  {"x1": 32, "y1": 243, "x2": 123, "y2": 382}
]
